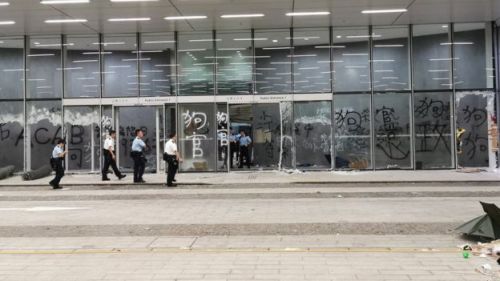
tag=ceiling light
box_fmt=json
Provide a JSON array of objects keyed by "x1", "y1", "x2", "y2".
[
  {"x1": 220, "y1": 14, "x2": 264, "y2": 18},
  {"x1": 361, "y1": 9, "x2": 407, "y2": 14},
  {"x1": 0, "y1": 2, "x2": 9, "y2": 6},
  {"x1": 144, "y1": 40, "x2": 175, "y2": 44},
  {"x1": 0, "y1": 20, "x2": 14, "y2": 25},
  {"x1": 110, "y1": 0, "x2": 158, "y2": 2},
  {"x1": 346, "y1": 34, "x2": 381, "y2": 38},
  {"x1": 164, "y1": 16, "x2": 207, "y2": 20},
  {"x1": 41, "y1": 0, "x2": 89, "y2": 4},
  {"x1": 45, "y1": 19, "x2": 88, "y2": 23},
  {"x1": 286, "y1": 11, "x2": 330, "y2": 16},
  {"x1": 233, "y1": 38, "x2": 267, "y2": 41},
  {"x1": 374, "y1": 44, "x2": 404, "y2": 48},
  {"x1": 108, "y1": 17, "x2": 150, "y2": 22},
  {"x1": 189, "y1": 39, "x2": 221, "y2": 42}
]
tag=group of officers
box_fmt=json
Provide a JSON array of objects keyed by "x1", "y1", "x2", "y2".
[{"x1": 49, "y1": 128, "x2": 251, "y2": 189}]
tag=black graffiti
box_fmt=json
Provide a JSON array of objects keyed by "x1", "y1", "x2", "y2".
[
  {"x1": 458, "y1": 105, "x2": 489, "y2": 162},
  {"x1": 0, "y1": 123, "x2": 10, "y2": 141},
  {"x1": 415, "y1": 121, "x2": 451, "y2": 153},
  {"x1": 462, "y1": 106, "x2": 487, "y2": 128},
  {"x1": 34, "y1": 126, "x2": 62, "y2": 145},
  {"x1": 415, "y1": 98, "x2": 450, "y2": 120},
  {"x1": 462, "y1": 132, "x2": 488, "y2": 160},
  {"x1": 374, "y1": 106, "x2": 409, "y2": 160},
  {"x1": 335, "y1": 109, "x2": 370, "y2": 134}
]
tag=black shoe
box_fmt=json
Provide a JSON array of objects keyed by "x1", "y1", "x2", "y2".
[
  {"x1": 172, "y1": 179, "x2": 177, "y2": 182},
  {"x1": 139, "y1": 179, "x2": 146, "y2": 183},
  {"x1": 167, "y1": 183, "x2": 177, "y2": 187},
  {"x1": 118, "y1": 175, "x2": 126, "y2": 180},
  {"x1": 102, "y1": 178, "x2": 110, "y2": 181},
  {"x1": 53, "y1": 185, "x2": 62, "y2": 190}
]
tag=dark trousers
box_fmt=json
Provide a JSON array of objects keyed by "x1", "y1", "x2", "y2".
[
  {"x1": 230, "y1": 142, "x2": 239, "y2": 168},
  {"x1": 102, "y1": 149, "x2": 122, "y2": 179},
  {"x1": 165, "y1": 155, "x2": 178, "y2": 185},
  {"x1": 239, "y1": 146, "x2": 251, "y2": 168},
  {"x1": 49, "y1": 158, "x2": 64, "y2": 187},
  {"x1": 132, "y1": 152, "x2": 146, "y2": 182}
]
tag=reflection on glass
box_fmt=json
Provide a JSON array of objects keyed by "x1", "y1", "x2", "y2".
[
  {"x1": 413, "y1": 24, "x2": 452, "y2": 90},
  {"x1": 374, "y1": 93, "x2": 412, "y2": 169},
  {"x1": 27, "y1": 100, "x2": 62, "y2": 170},
  {"x1": 454, "y1": 23, "x2": 494, "y2": 89},
  {"x1": 228, "y1": 104, "x2": 252, "y2": 170},
  {"x1": 280, "y1": 101, "x2": 294, "y2": 169},
  {"x1": 252, "y1": 103, "x2": 281, "y2": 169},
  {"x1": 414, "y1": 92, "x2": 453, "y2": 169},
  {"x1": 217, "y1": 103, "x2": 228, "y2": 170},
  {"x1": 27, "y1": 36, "x2": 62, "y2": 99},
  {"x1": 0, "y1": 37, "x2": 24, "y2": 99},
  {"x1": 178, "y1": 103, "x2": 216, "y2": 171},
  {"x1": 372, "y1": 26, "x2": 410, "y2": 91},
  {"x1": 140, "y1": 33, "x2": 176, "y2": 96},
  {"x1": 334, "y1": 94, "x2": 372, "y2": 169},
  {"x1": 65, "y1": 35, "x2": 100, "y2": 98},
  {"x1": 254, "y1": 29, "x2": 291, "y2": 94},
  {"x1": 64, "y1": 106, "x2": 100, "y2": 171},
  {"x1": 292, "y1": 28, "x2": 331, "y2": 93},
  {"x1": 294, "y1": 101, "x2": 332, "y2": 169},
  {"x1": 103, "y1": 35, "x2": 138, "y2": 97},
  {"x1": 332, "y1": 27, "x2": 370, "y2": 92},
  {"x1": 216, "y1": 31, "x2": 253, "y2": 95},
  {"x1": 0, "y1": 102, "x2": 24, "y2": 171},
  {"x1": 118, "y1": 106, "x2": 158, "y2": 172},
  {"x1": 456, "y1": 91, "x2": 495, "y2": 167},
  {"x1": 178, "y1": 32, "x2": 215, "y2": 95}
]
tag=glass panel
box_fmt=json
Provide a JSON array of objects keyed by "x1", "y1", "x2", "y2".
[
  {"x1": 454, "y1": 23, "x2": 494, "y2": 89},
  {"x1": 372, "y1": 26, "x2": 410, "y2": 91},
  {"x1": 292, "y1": 28, "x2": 331, "y2": 93},
  {"x1": 216, "y1": 30, "x2": 253, "y2": 95},
  {"x1": 64, "y1": 35, "x2": 100, "y2": 98},
  {"x1": 254, "y1": 29, "x2": 292, "y2": 94},
  {"x1": 140, "y1": 33, "x2": 176, "y2": 96},
  {"x1": 64, "y1": 106, "x2": 99, "y2": 171},
  {"x1": 332, "y1": 27, "x2": 370, "y2": 92},
  {"x1": 412, "y1": 24, "x2": 452, "y2": 90},
  {"x1": 118, "y1": 106, "x2": 158, "y2": 172},
  {"x1": 178, "y1": 103, "x2": 216, "y2": 171},
  {"x1": 0, "y1": 101, "x2": 24, "y2": 171},
  {"x1": 414, "y1": 92, "x2": 453, "y2": 169},
  {"x1": 280, "y1": 101, "x2": 294, "y2": 169},
  {"x1": 294, "y1": 101, "x2": 332, "y2": 169},
  {"x1": 27, "y1": 100, "x2": 62, "y2": 170},
  {"x1": 456, "y1": 91, "x2": 495, "y2": 167},
  {"x1": 0, "y1": 37, "x2": 24, "y2": 99},
  {"x1": 178, "y1": 32, "x2": 214, "y2": 95},
  {"x1": 216, "y1": 103, "x2": 228, "y2": 170},
  {"x1": 252, "y1": 103, "x2": 281, "y2": 169},
  {"x1": 228, "y1": 104, "x2": 252, "y2": 170},
  {"x1": 102, "y1": 35, "x2": 138, "y2": 97},
  {"x1": 334, "y1": 94, "x2": 372, "y2": 169},
  {"x1": 27, "y1": 36, "x2": 62, "y2": 99},
  {"x1": 374, "y1": 93, "x2": 412, "y2": 169}
]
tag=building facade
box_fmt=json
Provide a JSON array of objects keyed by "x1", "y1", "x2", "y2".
[{"x1": 0, "y1": 23, "x2": 498, "y2": 173}]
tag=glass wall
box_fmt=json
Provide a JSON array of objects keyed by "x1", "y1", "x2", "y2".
[
  {"x1": 334, "y1": 94, "x2": 372, "y2": 169},
  {"x1": 252, "y1": 103, "x2": 281, "y2": 169},
  {"x1": 254, "y1": 29, "x2": 292, "y2": 94},
  {"x1": 64, "y1": 35, "x2": 100, "y2": 98},
  {"x1": 0, "y1": 37, "x2": 24, "y2": 99},
  {"x1": 0, "y1": 102, "x2": 24, "y2": 171},
  {"x1": 216, "y1": 31, "x2": 253, "y2": 95},
  {"x1": 178, "y1": 32, "x2": 215, "y2": 95},
  {"x1": 27, "y1": 36, "x2": 63, "y2": 99},
  {"x1": 178, "y1": 103, "x2": 216, "y2": 171},
  {"x1": 102, "y1": 34, "x2": 138, "y2": 97},
  {"x1": 139, "y1": 33, "x2": 176, "y2": 96}
]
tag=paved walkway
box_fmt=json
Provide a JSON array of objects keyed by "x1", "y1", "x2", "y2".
[{"x1": 1, "y1": 170, "x2": 500, "y2": 187}]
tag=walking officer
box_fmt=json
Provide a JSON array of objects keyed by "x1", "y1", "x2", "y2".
[
  {"x1": 102, "y1": 129, "x2": 126, "y2": 181},
  {"x1": 164, "y1": 132, "x2": 182, "y2": 187},
  {"x1": 131, "y1": 129, "x2": 146, "y2": 183},
  {"x1": 49, "y1": 139, "x2": 67, "y2": 189},
  {"x1": 238, "y1": 130, "x2": 252, "y2": 169}
]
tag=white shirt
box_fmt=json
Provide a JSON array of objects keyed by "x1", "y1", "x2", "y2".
[
  {"x1": 103, "y1": 137, "x2": 115, "y2": 151},
  {"x1": 165, "y1": 139, "x2": 178, "y2": 155}
]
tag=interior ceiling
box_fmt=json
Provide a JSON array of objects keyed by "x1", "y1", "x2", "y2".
[{"x1": 0, "y1": 0, "x2": 499, "y2": 36}]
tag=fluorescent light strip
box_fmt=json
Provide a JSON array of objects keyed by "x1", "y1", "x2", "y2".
[
  {"x1": 144, "y1": 40, "x2": 175, "y2": 44},
  {"x1": 0, "y1": 20, "x2": 14, "y2": 25},
  {"x1": 315, "y1": 45, "x2": 346, "y2": 49},
  {"x1": 164, "y1": 16, "x2": 207, "y2": 20},
  {"x1": 220, "y1": 14, "x2": 264, "y2": 18},
  {"x1": 233, "y1": 38, "x2": 267, "y2": 41},
  {"x1": 189, "y1": 38, "x2": 221, "y2": 42},
  {"x1": 108, "y1": 17, "x2": 150, "y2": 22},
  {"x1": 262, "y1": 47, "x2": 294, "y2": 50},
  {"x1": 346, "y1": 35, "x2": 381, "y2": 38},
  {"x1": 374, "y1": 44, "x2": 404, "y2": 48},
  {"x1": 41, "y1": 0, "x2": 89, "y2": 4},
  {"x1": 28, "y1": 53, "x2": 55, "y2": 57},
  {"x1": 286, "y1": 11, "x2": 330, "y2": 16},
  {"x1": 440, "y1": 42, "x2": 474, "y2": 45},
  {"x1": 45, "y1": 19, "x2": 87, "y2": 23},
  {"x1": 110, "y1": 0, "x2": 158, "y2": 2},
  {"x1": 361, "y1": 9, "x2": 407, "y2": 14},
  {"x1": 0, "y1": 2, "x2": 9, "y2": 6}
]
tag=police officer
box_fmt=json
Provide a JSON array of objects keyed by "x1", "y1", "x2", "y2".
[
  {"x1": 238, "y1": 130, "x2": 252, "y2": 169},
  {"x1": 102, "y1": 129, "x2": 126, "y2": 181},
  {"x1": 228, "y1": 128, "x2": 240, "y2": 169},
  {"x1": 131, "y1": 129, "x2": 146, "y2": 183},
  {"x1": 164, "y1": 132, "x2": 182, "y2": 187},
  {"x1": 49, "y1": 139, "x2": 67, "y2": 189}
]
